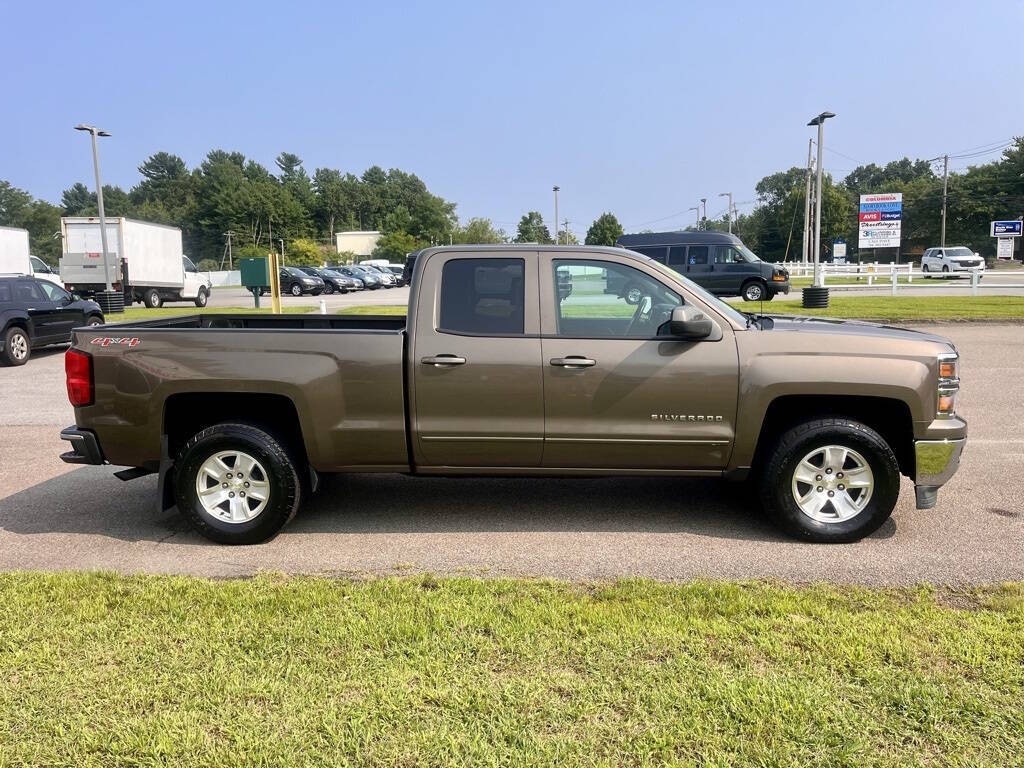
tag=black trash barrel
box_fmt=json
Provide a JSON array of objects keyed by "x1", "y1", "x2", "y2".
[
  {"x1": 95, "y1": 290, "x2": 125, "y2": 314},
  {"x1": 802, "y1": 286, "x2": 829, "y2": 309}
]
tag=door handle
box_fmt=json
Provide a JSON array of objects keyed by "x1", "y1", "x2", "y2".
[
  {"x1": 550, "y1": 356, "x2": 596, "y2": 368},
  {"x1": 421, "y1": 355, "x2": 467, "y2": 367}
]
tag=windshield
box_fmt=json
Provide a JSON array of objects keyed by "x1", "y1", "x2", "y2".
[
  {"x1": 946, "y1": 247, "x2": 974, "y2": 258},
  {"x1": 737, "y1": 244, "x2": 761, "y2": 263},
  {"x1": 638, "y1": 255, "x2": 749, "y2": 327},
  {"x1": 285, "y1": 267, "x2": 305, "y2": 276}
]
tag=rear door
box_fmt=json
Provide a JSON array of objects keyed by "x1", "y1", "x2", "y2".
[
  {"x1": 539, "y1": 253, "x2": 739, "y2": 470},
  {"x1": 411, "y1": 251, "x2": 544, "y2": 467},
  {"x1": 13, "y1": 279, "x2": 61, "y2": 342}
]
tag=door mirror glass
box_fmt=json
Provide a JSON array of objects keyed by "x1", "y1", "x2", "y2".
[{"x1": 669, "y1": 305, "x2": 713, "y2": 339}]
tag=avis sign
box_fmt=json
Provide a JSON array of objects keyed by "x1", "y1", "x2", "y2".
[{"x1": 858, "y1": 193, "x2": 902, "y2": 249}]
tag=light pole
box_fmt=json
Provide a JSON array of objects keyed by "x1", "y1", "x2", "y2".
[
  {"x1": 718, "y1": 192, "x2": 733, "y2": 233},
  {"x1": 552, "y1": 186, "x2": 560, "y2": 245},
  {"x1": 802, "y1": 138, "x2": 814, "y2": 265},
  {"x1": 688, "y1": 206, "x2": 700, "y2": 229},
  {"x1": 74, "y1": 124, "x2": 113, "y2": 292},
  {"x1": 279, "y1": 238, "x2": 285, "y2": 263},
  {"x1": 700, "y1": 198, "x2": 707, "y2": 230},
  {"x1": 807, "y1": 111, "x2": 835, "y2": 287}
]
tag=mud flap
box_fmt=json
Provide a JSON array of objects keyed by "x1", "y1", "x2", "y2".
[{"x1": 156, "y1": 435, "x2": 176, "y2": 513}]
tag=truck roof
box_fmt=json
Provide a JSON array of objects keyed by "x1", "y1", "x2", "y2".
[{"x1": 617, "y1": 231, "x2": 744, "y2": 247}]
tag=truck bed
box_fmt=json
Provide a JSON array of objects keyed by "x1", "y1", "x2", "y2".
[{"x1": 71, "y1": 312, "x2": 410, "y2": 473}]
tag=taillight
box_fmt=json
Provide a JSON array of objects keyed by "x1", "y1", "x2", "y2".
[{"x1": 65, "y1": 348, "x2": 93, "y2": 407}]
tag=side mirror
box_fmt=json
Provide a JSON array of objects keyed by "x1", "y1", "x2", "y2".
[{"x1": 669, "y1": 305, "x2": 713, "y2": 340}]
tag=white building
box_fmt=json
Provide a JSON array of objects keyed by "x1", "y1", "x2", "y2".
[{"x1": 335, "y1": 231, "x2": 381, "y2": 257}]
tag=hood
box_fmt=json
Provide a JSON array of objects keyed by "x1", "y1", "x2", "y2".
[{"x1": 759, "y1": 314, "x2": 954, "y2": 347}]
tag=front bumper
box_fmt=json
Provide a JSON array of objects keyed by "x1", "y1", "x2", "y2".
[
  {"x1": 913, "y1": 438, "x2": 966, "y2": 509},
  {"x1": 59, "y1": 425, "x2": 106, "y2": 465}
]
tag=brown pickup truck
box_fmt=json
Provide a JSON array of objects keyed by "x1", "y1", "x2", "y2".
[{"x1": 60, "y1": 245, "x2": 966, "y2": 544}]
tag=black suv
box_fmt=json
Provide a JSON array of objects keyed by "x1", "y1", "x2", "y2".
[
  {"x1": 616, "y1": 231, "x2": 789, "y2": 302},
  {"x1": 1, "y1": 277, "x2": 104, "y2": 365}
]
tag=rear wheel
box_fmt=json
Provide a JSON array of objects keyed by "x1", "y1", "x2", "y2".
[
  {"x1": 759, "y1": 417, "x2": 900, "y2": 543},
  {"x1": 174, "y1": 423, "x2": 303, "y2": 544},
  {"x1": 1, "y1": 326, "x2": 30, "y2": 366},
  {"x1": 144, "y1": 289, "x2": 163, "y2": 308},
  {"x1": 624, "y1": 284, "x2": 643, "y2": 305}
]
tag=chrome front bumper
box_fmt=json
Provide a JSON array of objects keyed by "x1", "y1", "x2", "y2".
[{"x1": 914, "y1": 438, "x2": 966, "y2": 509}]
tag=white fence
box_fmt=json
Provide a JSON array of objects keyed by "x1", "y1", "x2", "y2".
[
  {"x1": 780, "y1": 262, "x2": 1024, "y2": 295},
  {"x1": 201, "y1": 270, "x2": 241, "y2": 287}
]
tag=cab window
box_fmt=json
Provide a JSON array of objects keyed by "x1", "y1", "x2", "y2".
[
  {"x1": 552, "y1": 259, "x2": 681, "y2": 338},
  {"x1": 39, "y1": 282, "x2": 70, "y2": 302},
  {"x1": 714, "y1": 246, "x2": 745, "y2": 264},
  {"x1": 183, "y1": 257, "x2": 198, "y2": 273},
  {"x1": 439, "y1": 258, "x2": 525, "y2": 336}
]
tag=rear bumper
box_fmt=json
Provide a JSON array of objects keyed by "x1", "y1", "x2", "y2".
[
  {"x1": 913, "y1": 438, "x2": 966, "y2": 509},
  {"x1": 59, "y1": 425, "x2": 106, "y2": 465}
]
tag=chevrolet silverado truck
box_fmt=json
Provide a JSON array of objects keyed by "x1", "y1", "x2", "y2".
[{"x1": 60, "y1": 245, "x2": 966, "y2": 545}]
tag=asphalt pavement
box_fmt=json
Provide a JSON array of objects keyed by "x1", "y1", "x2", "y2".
[{"x1": 0, "y1": 324, "x2": 1021, "y2": 584}]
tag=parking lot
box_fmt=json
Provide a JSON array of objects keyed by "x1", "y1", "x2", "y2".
[{"x1": 0, "y1": 323, "x2": 1020, "y2": 584}]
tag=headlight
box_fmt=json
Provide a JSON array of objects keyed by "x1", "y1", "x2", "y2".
[{"x1": 937, "y1": 352, "x2": 959, "y2": 416}]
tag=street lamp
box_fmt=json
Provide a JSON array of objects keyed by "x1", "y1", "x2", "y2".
[
  {"x1": 807, "y1": 111, "x2": 835, "y2": 287},
  {"x1": 74, "y1": 124, "x2": 113, "y2": 293},
  {"x1": 700, "y1": 198, "x2": 707, "y2": 230},
  {"x1": 719, "y1": 192, "x2": 733, "y2": 234},
  {"x1": 552, "y1": 186, "x2": 560, "y2": 245}
]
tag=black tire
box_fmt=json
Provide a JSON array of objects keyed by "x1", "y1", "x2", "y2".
[
  {"x1": 742, "y1": 280, "x2": 768, "y2": 302},
  {"x1": 194, "y1": 288, "x2": 208, "y2": 307},
  {"x1": 322, "y1": 282, "x2": 334, "y2": 295},
  {"x1": 1, "y1": 326, "x2": 30, "y2": 366},
  {"x1": 922, "y1": 263, "x2": 929, "y2": 274},
  {"x1": 173, "y1": 423, "x2": 303, "y2": 544},
  {"x1": 942, "y1": 265, "x2": 950, "y2": 274},
  {"x1": 290, "y1": 283, "x2": 302, "y2": 297},
  {"x1": 86, "y1": 314, "x2": 104, "y2": 326},
  {"x1": 624, "y1": 284, "x2": 643, "y2": 305},
  {"x1": 758, "y1": 417, "x2": 900, "y2": 543},
  {"x1": 144, "y1": 289, "x2": 163, "y2": 308}
]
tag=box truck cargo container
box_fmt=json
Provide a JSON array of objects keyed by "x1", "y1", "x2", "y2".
[
  {"x1": 59, "y1": 217, "x2": 210, "y2": 308},
  {"x1": 0, "y1": 226, "x2": 61, "y2": 284}
]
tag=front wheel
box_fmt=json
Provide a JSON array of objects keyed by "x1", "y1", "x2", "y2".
[
  {"x1": 758, "y1": 417, "x2": 900, "y2": 543},
  {"x1": 174, "y1": 423, "x2": 303, "y2": 544},
  {"x1": 322, "y1": 282, "x2": 334, "y2": 295},
  {"x1": 742, "y1": 280, "x2": 767, "y2": 302},
  {"x1": 86, "y1": 315, "x2": 104, "y2": 327},
  {"x1": 290, "y1": 283, "x2": 302, "y2": 297},
  {"x1": 194, "y1": 288, "x2": 208, "y2": 307}
]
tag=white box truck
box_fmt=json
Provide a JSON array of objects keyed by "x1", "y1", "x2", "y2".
[
  {"x1": 0, "y1": 226, "x2": 61, "y2": 284},
  {"x1": 60, "y1": 217, "x2": 211, "y2": 308}
]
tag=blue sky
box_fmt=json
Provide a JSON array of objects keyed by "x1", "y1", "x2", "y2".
[{"x1": 3, "y1": 0, "x2": 1022, "y2": 236}]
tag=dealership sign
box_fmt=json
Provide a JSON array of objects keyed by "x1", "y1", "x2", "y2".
[
  {"x1": 991, "y1": 220, "x2": 1022, "y2": 237},
  {"x1": 858, "y1": 193, "x2": 902, "y2": 249}
]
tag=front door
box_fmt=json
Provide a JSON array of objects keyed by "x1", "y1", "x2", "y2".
[
  {"x1": 539, "y1": 255, "x2": 738, "y2": 470},
  {"x1": 38, "y1": 281, "x2": 85, "y2": 340},
  {"x1": 411, "y1": 252, "x2": 544, "y2": 467},
  {"x1": 14, "y1": 280, "x2": 63, "y2": 343}
]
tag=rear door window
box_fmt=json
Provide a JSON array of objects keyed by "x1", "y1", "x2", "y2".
[
  {"x1": 439, "y1": 258, "x2": 525, "y2": 335},
  {"x1": 15, "y1": 281, "x2": 45, "y2": 303},
  {"x1": 688, "y1": 246, "x2": 709, "y2": 265},
  {"x1": 633, "y1": 246, "x2": 667, "y2": 263},
  {"x1": 668, "y1": 246, "x2": 688, "y2": 268},
  {"x1": 0, "y1": 283, "x2": 10, "y2": 302}
]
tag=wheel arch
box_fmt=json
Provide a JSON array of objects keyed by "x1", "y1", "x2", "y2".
[{"x1": 748, "y1": 394, "x2": 915, "y2": 479}]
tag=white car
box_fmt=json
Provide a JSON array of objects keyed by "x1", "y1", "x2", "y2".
[{"x1": 921, "y1": 247, "x2": 985, "y2": 277}]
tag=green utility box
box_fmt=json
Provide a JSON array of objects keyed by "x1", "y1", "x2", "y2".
[{"x1": 240, "y1": 257, "x2": 269, "y2": 288}]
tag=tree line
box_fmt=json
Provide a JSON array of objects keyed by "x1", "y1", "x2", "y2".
[{"x1": 2, "y1": 137, "x2": 1019, "y2": 269}]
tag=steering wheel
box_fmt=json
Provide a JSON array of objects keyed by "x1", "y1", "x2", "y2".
[{"x1": 626, "y1": 295, "x2": 653, "y2": 336}]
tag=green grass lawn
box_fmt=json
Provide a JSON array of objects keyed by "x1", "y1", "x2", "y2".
[
  {"x1": 727, "y1": 296, "x2": 1024, "y2": 322},
  {"x1": 106, "y1": 305, "x2": 314, "y2": 323},
  {"x1": 0, "y1": 574, "x2": 1021, "y2": 766}
]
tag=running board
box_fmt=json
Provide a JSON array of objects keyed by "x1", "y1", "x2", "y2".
[{"x1": 114, "y1": 467, "x2": 155, "y2": 482}]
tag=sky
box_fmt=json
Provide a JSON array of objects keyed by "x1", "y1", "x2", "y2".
[{"x1": 3, "y1": 0, "x2": 1022, "y2": 238}]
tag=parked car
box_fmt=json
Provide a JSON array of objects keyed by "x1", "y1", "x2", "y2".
[
  {"x1": 921, "y1": 247, "x2": 985, "y2": 277},
  {"x1": 361, "y1": 263, "x2": 398, "y2": 287},
  {"x1": 61, "y1": 245, "x2": 964, "y2": 546},
  {"x1": 616, "y1": 231, "x2": 790, "y2": 302},
  {"x1": 294, "y1": 266, "x2": 360, "y2": 294},
  {"x1": 385, "y1": 264, "x2": 407, "y2": 286},
  {"x1": 334, "y1": 265, "x2": 382, "y2": 289},
  {"x1": 1, "y1": 277, "x2": 103, "y2": 365},
  {"x1": 279, "y1": 266, "x2": 324, "y2": 296}
]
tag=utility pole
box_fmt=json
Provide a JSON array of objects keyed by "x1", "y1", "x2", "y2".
[
  {"x1": 807, "y1": 111, "x2": 835, "y2": 287},
  {"x1": 719, "y1": 192, "x2": 733, "y2": 233},
  {"x1": 279, "y1": 238, "x2": 285, "y2": 264},
  {"x1": 561, "y1": 218, "x2": 571, "y2": 244},
  {"x1": 73, "y1": 124, "x2": 113, "y2": 292},
  {"x1": 802, "y1": 138, "x2": 813, "y2": 265},
  {"x1": 552, "y1": 186, "x2": 560, "y2": 244},
  {"x1": 223, "y1": 231, "x2": 234, "y2": 270},
  {"x1": 940, "y1": 154, "x2": 949, "y2": 249}
]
